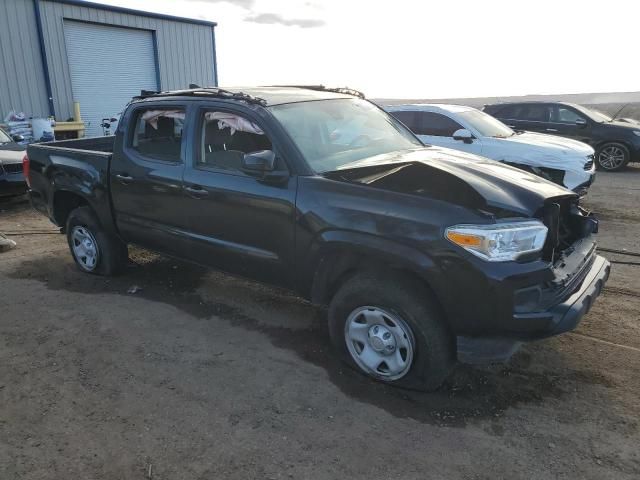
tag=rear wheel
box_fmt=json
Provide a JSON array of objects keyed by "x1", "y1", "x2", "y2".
[
  {"x1": 328, "y1": 272, "x2": 455, "y2": 391},
  {"x1": 66, "y1": 206, "x2": 127, "y2": 275},
  {"x1": 596, "y1": 142, "x2": 629, "y2": 171}
]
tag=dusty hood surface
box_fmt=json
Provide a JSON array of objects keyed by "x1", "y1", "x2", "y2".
[
  {"x1": 324, "y1": 147, "x2": 575, "y2": 216},
  {"x1": 606, "y1": 119, "x2": 640, "y2": 128},
  {"x1": 496, "y1": 132, "x2": 594, "y2": 176},
  {"x1": 0, "y1": 143, "x2": 25, "y2": 166},
  {"x1": 501, "y1": 131, "x2": 593, "y2": 155}
]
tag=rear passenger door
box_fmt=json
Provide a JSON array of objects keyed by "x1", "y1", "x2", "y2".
[
  {"x1": 111, "y1": 104, "x2": 193, "y2": 256},
  {"x1": 487, "y1": 104, "x2": 523, "y2": 129},
  {"x1": 181, "y1": 105, "x2": 297, "y2": 287},
  {"x1": 512, "y1": 104, "x2": 552, "y2": 133}
]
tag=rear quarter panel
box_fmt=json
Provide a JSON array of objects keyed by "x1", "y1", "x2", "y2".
[{"x1": 27, "y1": 141, "x2": 116, "y2": 233}]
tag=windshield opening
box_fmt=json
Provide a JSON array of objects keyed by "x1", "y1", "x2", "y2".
[
  {"x1": 269, "y1": 98, "x2": 422, "y2": 173},
  {"x1": 458, "y1": 110, "x2": 514, "y2": 138}
]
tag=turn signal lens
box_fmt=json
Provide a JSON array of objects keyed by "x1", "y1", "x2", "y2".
[{"x1": 446, "y1": 231, "x2": 482, "y2": 247}]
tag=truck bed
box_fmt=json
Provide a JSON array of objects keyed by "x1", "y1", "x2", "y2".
[
  {"x1": 26, "y1": 136, "x2": 116, "y2": 230},
  {"x1": 34, "y1": 136, "x2": 115, "y2": 153}
]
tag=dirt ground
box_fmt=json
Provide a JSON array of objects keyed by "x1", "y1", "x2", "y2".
[{"x1": 1, "y1": 168, "x2": 639, "y2": 480}]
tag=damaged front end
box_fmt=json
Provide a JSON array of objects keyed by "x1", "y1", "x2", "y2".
[
  {"x1": 539, "y1": 198, "x2": 599, "y2": 264},
  {"x1": 509, "y1": 196, "x2": 610, "y2": 338}
]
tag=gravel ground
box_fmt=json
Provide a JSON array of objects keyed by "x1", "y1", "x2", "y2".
[{"x1": 1, "y1": 167, "x2": 639, "y2": 479}]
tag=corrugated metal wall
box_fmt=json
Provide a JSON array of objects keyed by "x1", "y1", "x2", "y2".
[
  {"x1": 0, "y1": 0, "x2": 51, "y2": 118},
  {"x1": 0, "y1": 0, "x2": 217, "y2": 122},
  {"x1": 39, "y1": 0, "x2": 217, "y2": 120}
]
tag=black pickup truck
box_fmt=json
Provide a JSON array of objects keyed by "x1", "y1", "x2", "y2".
[{"x1": 26, "y1": 86, "x2": 610, "y2": 390}]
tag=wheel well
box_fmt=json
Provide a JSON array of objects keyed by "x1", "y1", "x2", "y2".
[
  {"x1": 311, "y1": 250, "x2": 444, "y2": 315},
  {"x1": 594, "y1": 140, "x2": 631, "y2": 153},
  {"x1": 53, "y1": 191, "x2": 89, "y2": 228}
]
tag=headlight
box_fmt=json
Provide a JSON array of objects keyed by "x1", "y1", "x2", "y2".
[
  {"x1": 446, "y1": 221, "x2": 548, "y2": 262},
  {"x1": 633, "y1": 131, "x2": 640, "y2": 137}
]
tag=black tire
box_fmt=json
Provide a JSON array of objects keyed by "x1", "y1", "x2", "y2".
[
  {"x1": 66, "y1": 206, "x2": 127, "y2": 276},
  {"x1": 596, "y1": 142, "x2": 630, "y2": 171},
  {"x1": 328, "y1": 272, "x2": 455, "y2": 391}
]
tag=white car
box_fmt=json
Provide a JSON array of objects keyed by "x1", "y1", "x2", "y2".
[{"x1": 386, "y1": 104, "x2": 596, "y2": 193}]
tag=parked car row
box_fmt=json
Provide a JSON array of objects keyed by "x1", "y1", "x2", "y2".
[
  {"x1": 5, "y1": 98, "x2": 638, "y2": 199},
  {"x1": 386, "y1": 104, "x2": 596, "y2": 194},
  {"x1": 25, "y1": 86, "x2": 610, "y2": 391},
  {"x1": 483, "y1": 101, "x2": 640, "y2": 172}
]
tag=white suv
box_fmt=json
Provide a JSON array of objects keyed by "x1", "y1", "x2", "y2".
[{"x1": 386, "y1": 104, "x2": 596, "y2": 193}]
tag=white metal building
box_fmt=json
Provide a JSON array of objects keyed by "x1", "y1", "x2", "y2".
[{"x1": 0, "y1": 0, "x2": 218, "y2": 136}]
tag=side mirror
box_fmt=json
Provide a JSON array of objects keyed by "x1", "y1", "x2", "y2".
[
  {"x1": 242, "y1": 150, "x2": 276, "y2": 173},
  {"x1": 452, "y1": 128, "x2": 474, "y2": 143},
  {"x1": 576, "y1": 118, "x2": 587, "y2": 128},
  {"x1": 242, "y1": 150, "x2": 289, "y2": 185},
  {"x1": 11, "y1": 134, "x2": 24, "y2": 142}
]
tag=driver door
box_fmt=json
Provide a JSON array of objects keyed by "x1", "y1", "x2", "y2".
[
  {"x1": 181, "y1": 105, "x2": 297, "y2": 287},
  {"x1": 550, "y1": 105, "x2": 592, "y2": 143}
]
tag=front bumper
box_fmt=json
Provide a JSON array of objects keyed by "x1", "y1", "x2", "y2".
[
  {"x1": 439, "y1": 230, "x2": 609, "y2": 340},
  {"x1": 511, "y1": 254, "x2": 610, "y2": 339},
  {"x1": 565, "y1": 162, "x2": 596, "y2": 193},
  {"x1": 572, "y1": 172, "x2": 595, "y2": 197},
  {"x1": 454, "y1": 251, "x2": 609, "y2": 363}
]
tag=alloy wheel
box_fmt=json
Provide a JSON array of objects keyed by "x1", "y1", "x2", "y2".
[{"x1": 598, "y1": 145, "x2": 626, "y2": 170}]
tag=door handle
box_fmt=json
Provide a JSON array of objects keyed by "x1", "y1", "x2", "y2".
[
  {"x1": 185, "y1": 185, "x2": 209, "y2": 198},
  {"x1": 546, "y1": 128, "x2": 559, "y2": 132},
  {"x1": 115, "y1": 173, "x2": 134, "y2": 183}
]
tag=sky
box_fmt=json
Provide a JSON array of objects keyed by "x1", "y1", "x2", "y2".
[{"x1": 95, "y1": 0, "x2": 638, "y2": 99}]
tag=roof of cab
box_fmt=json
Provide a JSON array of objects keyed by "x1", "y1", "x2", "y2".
[
  {"x1": 229, "y1": 87, "x2": 355, "y2": 105},
  {"x1": 484, "y1": 100, "x2": 577, "y2": 107},
  {"x1": 133, "y1": 86, "x2": 357, "y2": 107},
  {"x1": 386, "y1": 103, "x2": 477, "y2": 113}
]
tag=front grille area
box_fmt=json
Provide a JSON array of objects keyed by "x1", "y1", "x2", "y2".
[
  {"x1": 538, "y1": 198, "x2": 597, "y2": 262},
  {"x1": 2, "y1": 163, "x2": 23, "y2": 174},
  {"x1": 584, "y1": 154, "x2": 594, "y2": 170}
]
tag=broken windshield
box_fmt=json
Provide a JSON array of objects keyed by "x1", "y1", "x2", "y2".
[{"x1": 269, "y1": 98, "x2": 422, "y2": 173}]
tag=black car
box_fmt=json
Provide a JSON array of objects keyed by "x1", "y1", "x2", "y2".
[
  {"x1": 0, "y1": 126, "x2": 27, "y2": 197},
  {"x1": 26, "y1": 86, "x2": 609, "y2": 391},
  {"x1": 483, "y1": 101, "x2": 640, "y2": 171}
]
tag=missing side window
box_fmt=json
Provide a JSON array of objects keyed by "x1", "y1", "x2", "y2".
[{"x1": 132, "y1": 109, "x2": 185, "y2": 162}]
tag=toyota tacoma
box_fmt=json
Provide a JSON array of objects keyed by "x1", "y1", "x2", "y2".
[{"x1": 25, "y1": 86, "x2": 610, "y2": 390}]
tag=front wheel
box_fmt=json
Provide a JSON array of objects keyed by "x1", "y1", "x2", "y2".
[
  {"x1": 66, "y1": 206, "x2": 127, "y2": 275},
  {"x1": 596, "y1": 142, "x2": 629, "y2": 171},
  {"x1": 328, "y1": 272, "x2": 455, "y2": 391}
]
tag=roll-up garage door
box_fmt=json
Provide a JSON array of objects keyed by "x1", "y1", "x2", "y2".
[{"x1": 64, "y1": 21, "x2": 158, "y2": 137}]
